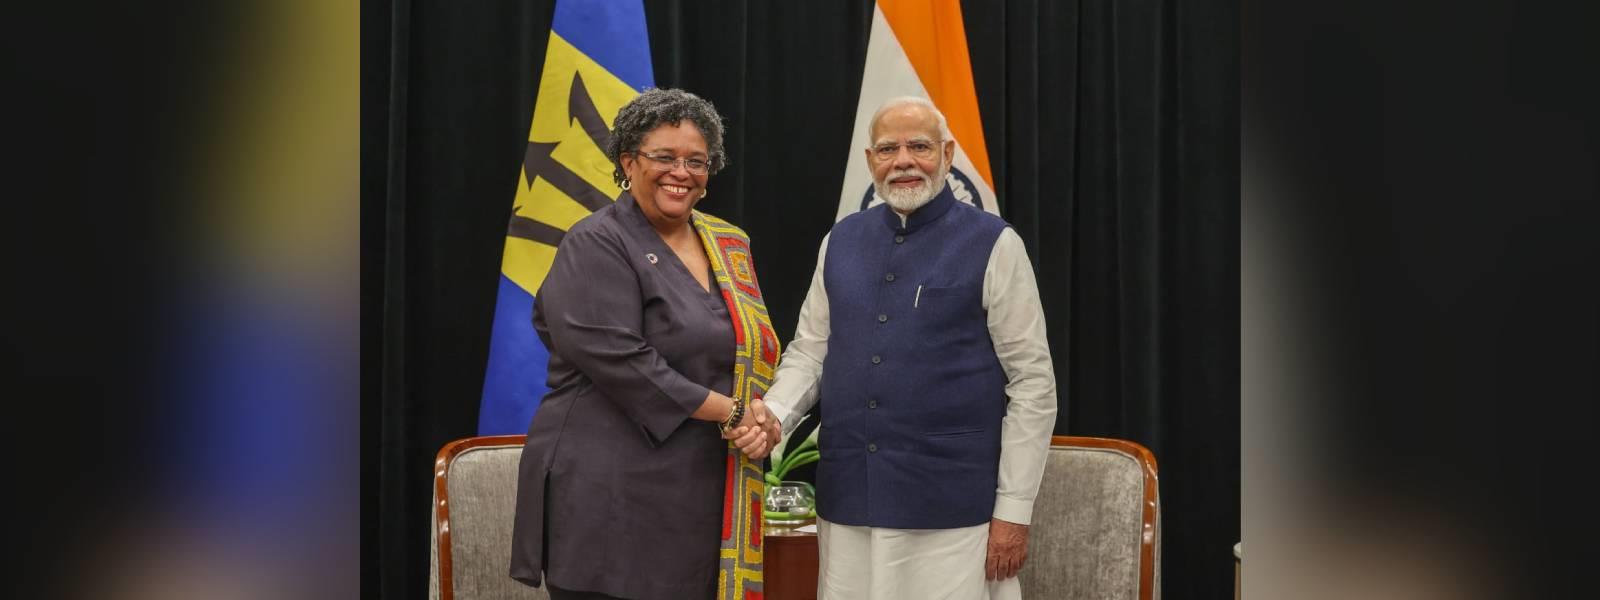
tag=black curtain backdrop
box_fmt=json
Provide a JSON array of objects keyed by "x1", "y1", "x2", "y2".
[{"x1": 364, "y1": 1, "x2": 1237, "y2": 598}]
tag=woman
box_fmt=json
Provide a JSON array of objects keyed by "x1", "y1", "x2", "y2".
[{"x1": 509, "y1": 88, "x2": 782, "y2": 600}]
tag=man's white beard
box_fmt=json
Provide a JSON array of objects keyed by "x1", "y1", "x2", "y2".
[{"x1": 874, "y1": 160, "x2": 948, "y2": 213}]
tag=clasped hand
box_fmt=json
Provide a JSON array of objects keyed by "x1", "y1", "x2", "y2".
[{"x1": 722, "y1": 398, "x2": 782, "y2": 459}]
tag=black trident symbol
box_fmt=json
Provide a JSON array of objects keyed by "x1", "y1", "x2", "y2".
[{"x1": 508, "y1": 71, "x2": 627, "y2": 246}]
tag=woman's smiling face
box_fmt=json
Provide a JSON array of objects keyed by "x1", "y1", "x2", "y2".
[{"x1": 621, "y1": 121, "x2": 710, "y2": 228}]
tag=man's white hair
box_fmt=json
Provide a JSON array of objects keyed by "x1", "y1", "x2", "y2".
[{"x1": 866, "y1": 96, "x2": 949, "y2": 143}]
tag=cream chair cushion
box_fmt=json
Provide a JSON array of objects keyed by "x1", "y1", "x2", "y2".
[{"x1": 1018, "y1": 442, "x2": 1161, "y2": 600}]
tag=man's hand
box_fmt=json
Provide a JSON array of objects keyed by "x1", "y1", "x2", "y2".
[
  {"x1": 725, "y1": 398, "x2": 782, "y2": 459},
  {"x1": 985, "y1": 518, "x2": 1029, "y2": 581}
]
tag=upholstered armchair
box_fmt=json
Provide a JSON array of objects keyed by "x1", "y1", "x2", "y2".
[
  {"x1": 1018, "y1": 436, "x2": 1162, "y2": 600},
  {"x1": 429, "y1": 436, "x2": 548, "y2": 600}
]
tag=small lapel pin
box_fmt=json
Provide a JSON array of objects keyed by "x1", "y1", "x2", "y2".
[{"x1": 645, "y1": 253, "x2": 659, "y2": 264}]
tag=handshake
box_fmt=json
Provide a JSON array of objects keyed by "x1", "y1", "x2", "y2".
[{"x1": 722, "y1": 397, "x2": 783, "y2": 459}]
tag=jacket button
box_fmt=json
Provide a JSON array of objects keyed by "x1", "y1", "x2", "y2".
[
  {"x1": 885, "y1": 273, "x2": 896, "y2": 282},
  {"x1": 868, "y1": 400, "x2": 877, "y2": 409},
  {"x1": 870, "y1": 355, "x2": 881, "y2": 364},
  {"x1": 894, "y1": 235, "x2": 905, "y2": 244},
  {"x1": 877, "y1": 314, "x2": 888, "y2": 323},
  {"x1": 867, "y1": 443, "x2": 878, "y2": 452}
]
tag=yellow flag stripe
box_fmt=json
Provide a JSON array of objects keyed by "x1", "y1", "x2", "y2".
[{"x1": 501, "y1": 32, "x2": 641, "y2": 295}]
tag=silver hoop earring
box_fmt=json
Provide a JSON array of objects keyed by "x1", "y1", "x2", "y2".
[
  {"x1": 701, "y1": 188, "x2": 708, "y2": 199},
  {"x1": 620, "y1": 178, "x2": 631, "y2": 191}
]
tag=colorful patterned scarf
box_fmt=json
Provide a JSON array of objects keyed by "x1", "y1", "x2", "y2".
[{"x1": 692, "y1": 211, "x2": 779, "y2": 600}]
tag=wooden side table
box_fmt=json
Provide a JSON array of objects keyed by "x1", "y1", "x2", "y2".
[{"x1": 764, "y1": 519, "x2": 819, "y2": 600}]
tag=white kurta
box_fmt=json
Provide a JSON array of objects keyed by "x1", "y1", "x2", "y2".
[{"x1": 765, "y1": 226, "x2": 1058, "y2": 599}]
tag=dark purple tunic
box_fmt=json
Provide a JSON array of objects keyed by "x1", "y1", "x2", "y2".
[{"x1": 510, "y1": 194, "x2": 736, "y2": 600}]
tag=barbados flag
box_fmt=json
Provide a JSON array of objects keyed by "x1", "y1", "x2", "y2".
[
  {"x1": 478, "y1": 0, "x2": 653, "y2": 434},
  {"x1": 837, "y1": 0, "x2": 999, "y2": 220}
]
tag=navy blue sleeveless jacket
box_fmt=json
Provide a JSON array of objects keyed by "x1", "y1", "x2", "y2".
[{"x1": 816, "y1": 187, "x2": 1010, "y2": 529}]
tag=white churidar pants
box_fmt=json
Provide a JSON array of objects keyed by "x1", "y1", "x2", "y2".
[{"x1": 816, "y1": 518, "x2": 1023, "y2": 600}]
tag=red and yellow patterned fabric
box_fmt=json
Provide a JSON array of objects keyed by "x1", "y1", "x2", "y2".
[{"x1": 692, "y1": 211, "x2": 778, "y2": 600}]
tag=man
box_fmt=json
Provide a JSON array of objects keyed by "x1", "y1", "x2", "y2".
[{"x1": 753, "y1": 96, "x2": 1058, "y2": 599}]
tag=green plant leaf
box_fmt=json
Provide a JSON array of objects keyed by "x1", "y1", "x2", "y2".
[{"x1": 778, "y1": 449, "x2": 819, "y2": 476}]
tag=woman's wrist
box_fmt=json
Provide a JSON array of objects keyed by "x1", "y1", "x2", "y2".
[
  {"x1": 694, "y1": 391, "x2": 741, "y2": 426},
  {"x1": 718, "y1": 396, "x2": 745, "y2": 433}
]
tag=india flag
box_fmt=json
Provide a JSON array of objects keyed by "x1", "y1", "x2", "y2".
[
  {"x1": 837, "y1": 0, "x2": 999, "y2": 220},
  {"x1": 478, "y1": 0, "x2": 652, "y2": 435}
]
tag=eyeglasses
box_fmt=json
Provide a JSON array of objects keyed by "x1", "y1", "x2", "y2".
[
  {"x1": 871, "y1": 140, "x2": 942, "y2": 162},
  {"x1": 637, "y1": 152, "x2": 711, "y2": 176}
]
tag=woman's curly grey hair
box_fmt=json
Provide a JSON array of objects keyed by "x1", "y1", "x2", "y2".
[{"x1": 606, "y1": 88, "x2": 728, "y2": 186}]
